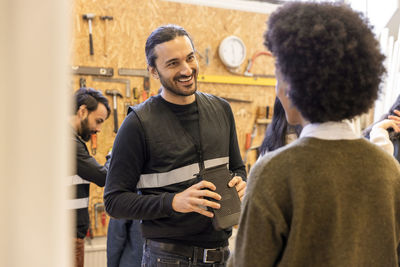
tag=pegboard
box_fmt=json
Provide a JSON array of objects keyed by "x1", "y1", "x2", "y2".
[{"x1": 71, "y1": 0, "x2": 276, "y2": 236}]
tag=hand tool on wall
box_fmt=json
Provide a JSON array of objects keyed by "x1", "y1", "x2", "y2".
[
  {"x1": 141, "y1": 90, "x2": 148, "y2": 102},
  {"x1": 79, "y1": 77, "x2": 86, "y2": 88},
  {"x1": 195, "y1": 46, "x2": 211, "y2": 66},
  {"x1": 72, "y1": 66, "x2": 113, "y2": 76},
  {"x1": 105, "y1": 89, "x2": 123, "y2": 133},
  {"x1": 90, "y1": 133, "x2": 97, "y2": 155},
  {"x1": 118, "y1": 68, "x2": 149, "y2": 77},
  {"x1": 132, "y1": 87, "x2": 139, "y2": 104},
  {"x1": 82, "y1": 13, "x2": 96, "y2": 55},
  {"x1": 219, "y1": 96, "x2": 252, "y2": 103},
  {"x1": 143, "y1": 76, "x2": 150, "y2": 100},
  {"x1": 86, "y1": 226, "x2": 93, "y2": 244},
  {"x1": 243, "y1": 124, "x2": 257, "y2": 165},
  {"x1": 94, "y1": 203, "x2": 105, "y2": 229},
  {"x1": 92, "y1": 77, "x2": 131, "y2": 98},
  {"x1": 101, "y1": 212, "x2": 106, "y2": 227},
  {"x1": 119, "y1": 68, "x2": 151, "y2": 100},
  {"x1": 100, "y1": 16, "x2": 113, "y2": 57},
  {"x1": 244, "y1": 51, "x2": 273, "y2": 77}
]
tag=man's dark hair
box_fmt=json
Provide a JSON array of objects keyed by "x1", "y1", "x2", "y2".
[
  {"x1": 265, "y1": 2, "x2": 386, "y2": 123},
  {"x1": 74, "y1": 87, "x2": 111, "y2": 118},
  {"x1": 145, "y1": 24, "x2": 194, "y2": 68},
  {"x1": 259, "y1": 97, "x2": 302, "y2": 156}
]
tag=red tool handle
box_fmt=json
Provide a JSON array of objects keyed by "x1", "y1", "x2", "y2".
[
  {"x1": 101, "y1": 212, "x2": 106, "y2": 226},
  {"x1": 91, "y1": 133, "x2": 97, "y2": 155},
  {"x1": 142, "y1": 90, "x2": 148, "y2": 102},
  {"x1": 245, "y1": 133, "x2": 252, "y2": 150}
]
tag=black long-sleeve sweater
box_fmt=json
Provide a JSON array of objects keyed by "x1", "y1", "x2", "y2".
[{"x1": 72, "y1": 133, "x2": 108, "y2": 238}]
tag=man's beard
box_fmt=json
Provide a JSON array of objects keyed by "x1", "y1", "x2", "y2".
[
  {"x1": 79, "y1": 117, "x2": 93, "y2": 142},
  {"x1": 158, "y1": 69, "x2": 197, "y2": 97}
]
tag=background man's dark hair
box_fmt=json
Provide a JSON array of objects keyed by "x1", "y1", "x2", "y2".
[
  {"x1": 145, "y1": 24, "x2": 195, "y2": 68},
  {"x1": 265, "y1": 2, "x2": 386, "y2": 123},
  {"x1": 259, "y1": 97, "x2": 302, "y2": 155},
  {"x1": 74, "y1": 87, "x2": 111, "y2": 118}
]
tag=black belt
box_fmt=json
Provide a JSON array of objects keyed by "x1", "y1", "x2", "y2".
[{"x1": 145, "y1": 240, "x2": 229, "y2": 264}]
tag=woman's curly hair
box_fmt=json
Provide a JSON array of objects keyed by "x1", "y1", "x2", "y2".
[{"x1": 265, "y1": 2, "x2": 386, "y2": 123}]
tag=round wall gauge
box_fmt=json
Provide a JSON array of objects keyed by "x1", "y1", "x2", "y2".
[{"x1": 218, "y1": 35, "x2": 247, "y2": 69}]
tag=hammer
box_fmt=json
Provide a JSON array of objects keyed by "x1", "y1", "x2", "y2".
[
  {"x1": 82, "y1": 13, "x2": 95, "y2": 55},
  {"x1": 100, "y1": 16, "x2": 113, "y2": 57},
  {"x1": 106, "y1": 89, "x2": 122, "y2": 133}
]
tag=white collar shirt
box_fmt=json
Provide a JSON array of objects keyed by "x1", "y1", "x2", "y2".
[{"x1": 300, "y1": 120, "x2": 360, "y2": 140}]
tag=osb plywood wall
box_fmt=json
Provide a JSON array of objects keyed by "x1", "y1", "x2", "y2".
[{"x1": 71, "y1": 0, "x2": 276, "y2": 236}]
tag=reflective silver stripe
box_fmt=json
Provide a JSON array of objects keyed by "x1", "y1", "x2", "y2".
[
  {"x1": 204, "y1": 157, "x2": 229, "y2": 169},
  {"x1": 66, "y1": 175, "x2": 90, "y2": 186},
  {"x1": 137, "y1": 163, "x2": 199, "y2": 189},
  {"x1": 67, "y1": 197, "x2": 89, "y2": 210},
  {"x1": 137, "y1": 157, "x2": 229, "y2": 189}
]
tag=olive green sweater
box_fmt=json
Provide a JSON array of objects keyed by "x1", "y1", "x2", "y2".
[{"x1": 229, "y1": 137, "x2": 400, "y2": 267}]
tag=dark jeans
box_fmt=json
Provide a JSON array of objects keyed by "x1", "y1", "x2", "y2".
[
  {"x1": 107, "y1": 219, "x2": 144, "y2": 267},
  {"x1": 141, "y1": 242, "x2": 228, "y2": 267}
]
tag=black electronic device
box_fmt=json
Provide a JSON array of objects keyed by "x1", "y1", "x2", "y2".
[{"x1": 198, "y1": 164, "x2": 241, "y2": 230}]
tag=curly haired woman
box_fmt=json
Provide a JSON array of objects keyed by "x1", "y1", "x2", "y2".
[{"x1": 229, "y1": 2, "x2": 400, "y2": 267}]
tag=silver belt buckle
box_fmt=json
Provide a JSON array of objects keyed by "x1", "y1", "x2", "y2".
[{"x1": 203, "y1": 248, "x2": 217, "y2": 263}]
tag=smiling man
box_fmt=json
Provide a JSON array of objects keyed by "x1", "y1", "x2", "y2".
[{"x1": 104, "y1": 24, "x2": 246, "y2": 267}]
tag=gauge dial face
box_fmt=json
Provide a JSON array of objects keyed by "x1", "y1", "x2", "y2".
[{"x1": 218, "y1": 36, "x2": 246, "y2": 68}]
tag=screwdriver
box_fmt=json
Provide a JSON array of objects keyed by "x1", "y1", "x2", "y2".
[{"x1": 90, "y1": 133, "x2": 97, "y2": 155}]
